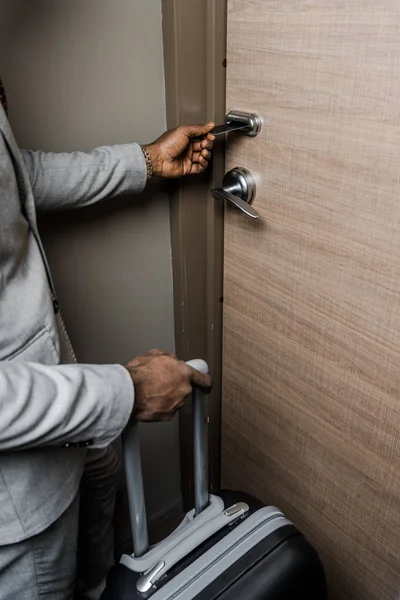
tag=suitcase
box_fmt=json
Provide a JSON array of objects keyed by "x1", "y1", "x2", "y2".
[{"x1": 101, "y1": 359, "x2": 328, "y2": 600}]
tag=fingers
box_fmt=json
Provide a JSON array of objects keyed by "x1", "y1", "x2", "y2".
[
  {"x1": 191, "y1": 162, "x2": 207, "y2": 175},
  {"x1": 192, "y1": 150, "x2": 211, "y2": 163},
  {"x1": 187, "y1": 365, "x2": 213, "y2": 391},
  {"x1": 189, "y1": 149, "x2": 211, "y2": 174},
  {"x1": 180, "y1": 122, "x2": 215, "y2": 139},
  {"x1": 190, "y1": 156, "x2": 208, "y2": 174},
  {"x1": 192, "y1": 137, "x2": 215, "y2": 153},
  {"x1": 190, "y1": 162, "x2": 206, "y2": 175}
]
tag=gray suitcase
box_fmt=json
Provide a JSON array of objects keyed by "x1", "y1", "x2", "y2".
[{"x1": 101, "y1": 359, "x2": 328, "y2": 599}]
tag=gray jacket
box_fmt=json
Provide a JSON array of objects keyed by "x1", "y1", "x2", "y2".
[{"x1": 0, "y1": 103, "x2": 147, "y2": 544}]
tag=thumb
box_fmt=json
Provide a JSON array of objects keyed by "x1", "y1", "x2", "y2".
[
  {"x1": 187, "y1": 365, "x2": 213, "y2": 392},
  {"x1": 181, "y1": 122, "x2": 215, "y2": 138}
]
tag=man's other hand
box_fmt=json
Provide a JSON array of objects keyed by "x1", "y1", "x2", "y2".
[
  {"x1": 126, "y1": 350, "x2": 212, "y2": 422},
  {"x1": 144, "y1": 123, "x2": 216, "y2": 178}
]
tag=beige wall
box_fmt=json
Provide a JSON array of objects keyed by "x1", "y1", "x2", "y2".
[{"x1": 0, "y1": 0, "x2": 181, "y2": 520}]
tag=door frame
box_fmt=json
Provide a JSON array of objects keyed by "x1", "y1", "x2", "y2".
[{"x1": 162, "y1": 0, "x2": 227, "y2": 508}]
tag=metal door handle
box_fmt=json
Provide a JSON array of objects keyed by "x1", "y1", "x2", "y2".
[{"x1": 211, "y1": 167, "x2": 259, "y2": 219}]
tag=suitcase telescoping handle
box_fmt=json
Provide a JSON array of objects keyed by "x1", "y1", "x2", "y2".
[
  {"x1": 123, "y1": 359, "x2": 210, "y2": 558},
  {"x1": 190, "y1": 359, "x2": 209, "y2": 518}
]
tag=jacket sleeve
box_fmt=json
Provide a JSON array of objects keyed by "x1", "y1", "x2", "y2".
[
  {"x1": 0, "y1": 361, "x2": 134, "y2": 451},
  {"x1": 20, "y1": 143, "x2": 147, "y2": 211}
]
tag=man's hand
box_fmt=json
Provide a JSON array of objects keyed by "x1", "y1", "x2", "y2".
[
  {"x1": 143, "y1": 123, "x2": 216, "y2": 178},
  {"x1": 126, "y1": 350, "x2": 212, "y2": 422}
]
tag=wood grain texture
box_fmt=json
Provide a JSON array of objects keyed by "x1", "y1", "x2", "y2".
[{"x1": 222, "y1": 2, "x2": 400, "y2": 599}]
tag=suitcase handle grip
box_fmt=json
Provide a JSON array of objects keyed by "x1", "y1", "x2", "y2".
[
  {"x1": 135, "y1": 502, "x2": 250, "y2": 593},
  {"x1": 124, "y1": 359, "x2": 210, "y2": 558}
]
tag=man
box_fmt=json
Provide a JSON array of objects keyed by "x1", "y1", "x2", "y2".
[{"x1": 0, "y1": 79, "x2": 214, "y2": 599}]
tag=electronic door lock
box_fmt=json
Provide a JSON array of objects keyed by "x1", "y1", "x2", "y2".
[
  {"x1": 222, "y1": 110, "x2": 262, "y2": 137},
  {"x1": 193, "y1": 111, "x2": 262, "y2": 140}
]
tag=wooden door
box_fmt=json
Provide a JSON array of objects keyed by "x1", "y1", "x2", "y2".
[{"x1": 222, "y1": 2, "x2": 400, "y2": 599}]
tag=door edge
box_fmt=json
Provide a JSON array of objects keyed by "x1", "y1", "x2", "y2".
[{"x1": 162, "y1": 0, "x2": 227, "y2": 508}]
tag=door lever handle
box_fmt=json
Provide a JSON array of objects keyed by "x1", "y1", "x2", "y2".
[
  {"x1": 211, "y1": 188, "x2": 259, "y2": 219},
  {"x1": 211, "y1": 167, "x2": 260, "y2": 219}
]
